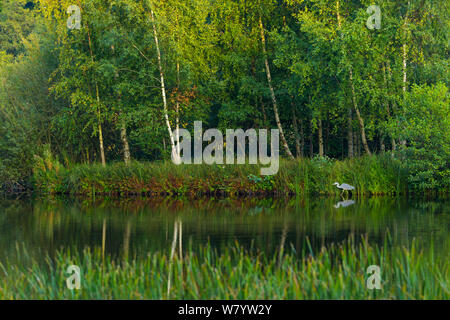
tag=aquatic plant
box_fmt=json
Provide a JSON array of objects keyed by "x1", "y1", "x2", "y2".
[
  {"x1": 0, "y1": 238, "x2": 447, "y2": 299},
  {"x1": 32, "y1": 155, "x2": 410, "y2": 197}
]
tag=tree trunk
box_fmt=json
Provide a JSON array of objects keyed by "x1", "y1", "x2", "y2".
[
  {"x1": 299, "y1": 119, "x2": 305, "y2": 157},
  {"x1": 175, "y1": 14, "x2": 181, "y2": 156},
  {"x1": 150, "y1": 8, "x2": 180, "y2": 163},
  {"x1": 309, "y1": 120, "x2": 314, "y2": 157},
  {"x1": 349, "y1": 69, "x2": 371, "y2": 156},
  {"x1": 386, "y1": 62, "x2": 397, "y2": 151},
  {"x1": 402, "y1": 43, "x2": 407, "y2": 95},
  {"x1": 120, "y1": 119, "x2": 131, "y2": 165},
  {"x1": 259, "y1": 15, "x2": 294, "y2": 160},
  {"x1": 402, "y1": 2, "x2": 409, "y2": 96},
  {"x1": 382, "y1": 65, "x2": 394, "y2": 153},
  {"x1": 97, "y1": 120, "x2": 106, "y2": 166},
  {"x1": 337, "y1": 1, "x2": 358, "y2": 159},
  {"x1": 354, "y1": 131, "x2": 360, "y2": 157},
  {"x1": 260, "y1": 97, "x2": 268, "y2": 129},
  {"x1": 336, "y1": 1, "x2": 342, "y2": 28},
  {"x1": 318, "y1": 118, "x2": 324, "y2": 157},
  {"x1": 86, "y1": 21, "x2": 106, "y2": 166},
  {"x1": 400, "y1": 1, "x2": 410, "y2": 147},
  {"x1": 347, "y1": 108, "x2": 354, "y2": 158},
  {"x1": 401, "y1": 42, "x2": 407, "y2": 149},
  {"x1": 176, "y1": 61, "x2": 181, "y2": 156},
  {"x1": 113, "y1": 43, "x2": 131, "y2": 165},
  {"x1": 291, "y1": 101, "x2": 301, "y2": 158},
  {"x1": 391, "y1": 137, "x2": 397, "y2": 152}
]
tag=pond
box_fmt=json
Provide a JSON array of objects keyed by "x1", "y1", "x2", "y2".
[{"x1": 0, "y1": 196, "x2": 448, "y2": 263}]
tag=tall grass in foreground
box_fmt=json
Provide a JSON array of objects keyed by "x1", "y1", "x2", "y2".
[
  {"x1": 32, "y1": 155, "x2": 409, "y2": 196},
  {"x1": 0, "y1": 238, "x2": 447, "y2": 299}
]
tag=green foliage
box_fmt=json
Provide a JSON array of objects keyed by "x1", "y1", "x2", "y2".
[
  {"x1": 0, "y1": 0, "x2": 448, "y2": 193},
  {"x1": 0, "y1": 0, "x2": 36, "y2": 57},
  {"x1": 247, "y1": 174, "x2": 275, "y2": 191},
  {"x1": 0, "y1": 29, "x2": 60, "y2": 184},
  {"x1": 392, "y1": 83, "x2": 449, "y2": 191},
  {"x1": 32, "y1": 145, "x2": 65, "y2": 194}
]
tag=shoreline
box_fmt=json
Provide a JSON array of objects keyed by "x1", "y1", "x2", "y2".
[{"x1": 2, "y1": 155, "x2": 447, "y2": 198}]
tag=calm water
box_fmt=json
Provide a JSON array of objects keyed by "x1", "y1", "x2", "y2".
[{"x1": 0, "y1": 196, "x2": 448, "y2": 262}]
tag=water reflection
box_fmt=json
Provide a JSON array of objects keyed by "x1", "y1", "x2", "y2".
[
  {"x1": 0, "y1": 196, "x2": 448, "y2": 263},
  {"x1": 334, "y1": 200, "x2": 355, "y2": 208}
]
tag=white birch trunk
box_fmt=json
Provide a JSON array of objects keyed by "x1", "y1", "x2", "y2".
[
  {"x1": 150, "y1": 8, "x2": 180, "y2": 163},
  {"x1": 259, "y1": 16, "x2": 294, "y2": 160}
]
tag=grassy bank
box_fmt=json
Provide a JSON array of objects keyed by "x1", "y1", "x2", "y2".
[
  {"x1": 0, "y1": 238, "x2": 447, "y2": 299},
  {"x1": 32, "y1": 155, "x2": 409, "y2": 197}
]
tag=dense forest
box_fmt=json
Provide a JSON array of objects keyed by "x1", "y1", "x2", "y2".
[{"x1": 0, "y1": 0, "x2": 448, "y2": 191}]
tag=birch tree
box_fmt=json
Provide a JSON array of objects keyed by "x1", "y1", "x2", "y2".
[{"x1": 144, "y1": 2, "x2": 180, "y2": 163}]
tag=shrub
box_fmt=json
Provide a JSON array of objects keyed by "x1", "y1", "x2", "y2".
[{"x1": 391, "y1": 83, "x2": 449, "y2": 191}]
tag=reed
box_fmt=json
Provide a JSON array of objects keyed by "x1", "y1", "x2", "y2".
[
  {"x1": 32, "y1": 155, "x2": 409, "y2": 197},
  {"x1": 0, "y1": 238, "x2": 447, "y2": 299}
]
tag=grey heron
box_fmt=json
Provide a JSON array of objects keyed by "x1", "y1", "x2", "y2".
[{"x1": 333, "y1": 182, "x2": 355, "y2": 197}]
